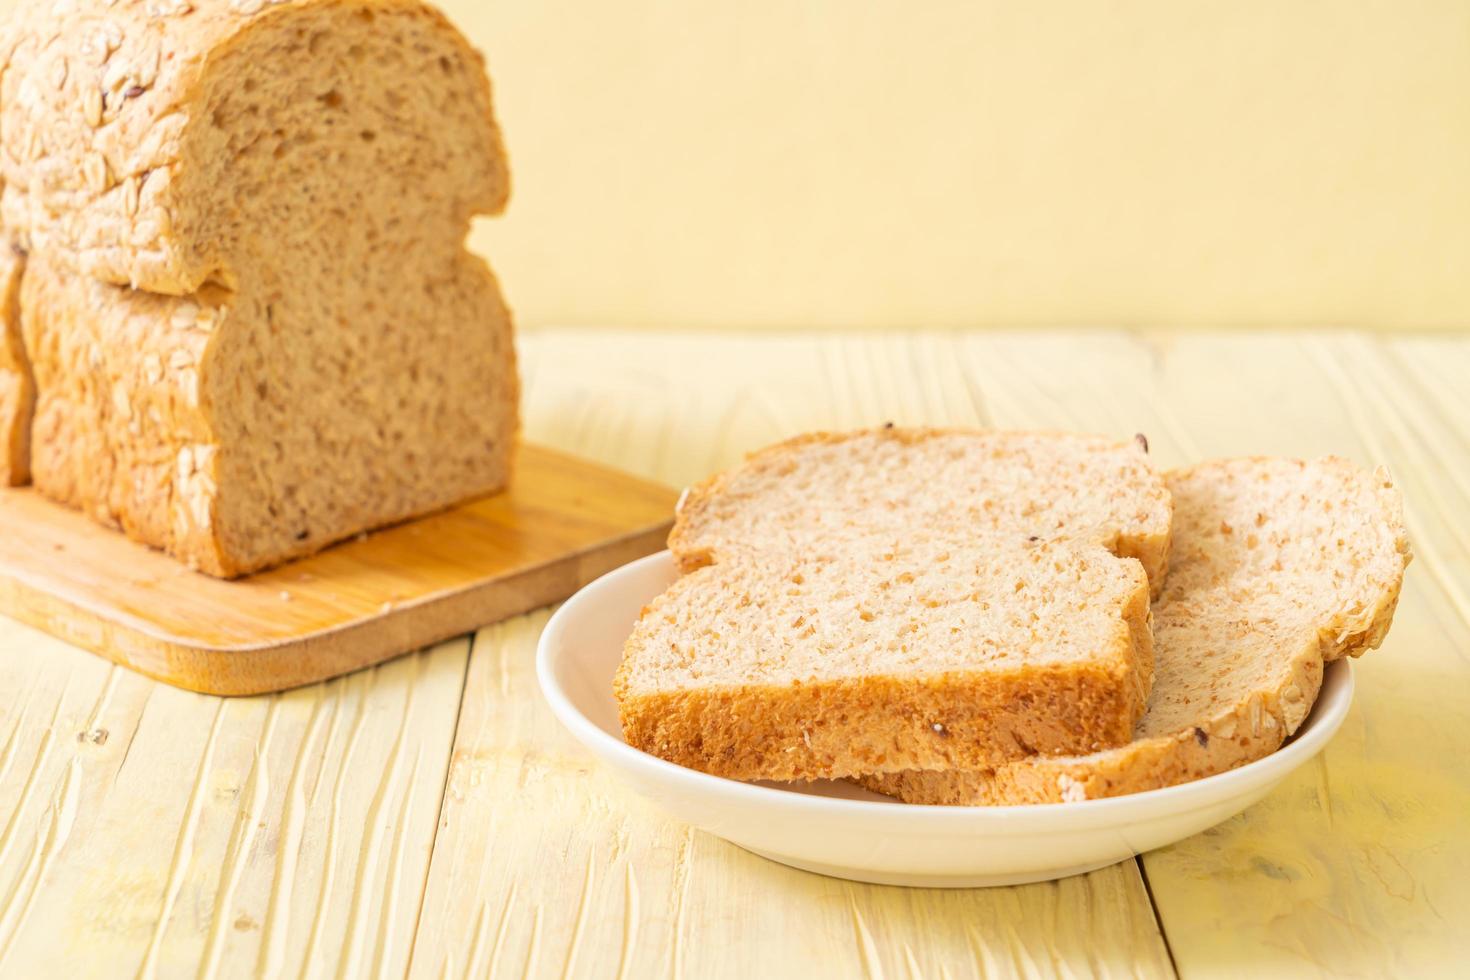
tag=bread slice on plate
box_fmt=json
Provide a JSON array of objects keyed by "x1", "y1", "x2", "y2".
[
  {"x1": 861, "y1": 456, "x2": 1411, "y2": 804},
  {"x1": 617, "y1": 427, "x2": 1170, "y2": 781},
  {"x1": 617, "y1": 536, "x2": 1152, "y2": 782},
  {"x1": 0, "y1": 239, "x2": 28, "y2": 486},
  {"x1": 670, "y1": 428, "x2": 1173, "y2": 591}
]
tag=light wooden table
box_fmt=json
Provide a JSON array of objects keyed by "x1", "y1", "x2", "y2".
[{"x1": 0, "y1": 329, "x2": 1465, "y2": 978}]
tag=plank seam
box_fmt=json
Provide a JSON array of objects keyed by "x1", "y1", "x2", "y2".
[
  {"x1": 402, "y1": 631, "x2": 479, "y2": 978},
  {"x1": 1133, "y1": 856, "x2": 1180, "y2": 978}
]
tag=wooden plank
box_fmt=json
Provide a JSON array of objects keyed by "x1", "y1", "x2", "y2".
[
  {"x1": 0, "y1": 628, "x2": 470, "y2": 978},
  {"x1": 965, "y1": 329, "x2": 1470, "y2": 975},
  {"x1": 412, "y1": 329, "x2": 1176, "y2": 978},
  {"x1": 0, "y1": 444, "x2": 674, "y2": 695},
  {"x1": 0, "y1": 619, "x2": 121, "y2": 972}
]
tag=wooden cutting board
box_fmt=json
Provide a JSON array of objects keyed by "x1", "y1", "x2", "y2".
[{"x1": 0, "y1": 443, "x2": 676, "y2": 695}]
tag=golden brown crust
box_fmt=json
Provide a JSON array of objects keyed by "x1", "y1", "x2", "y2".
[
  {"x1": 859, "y1": 640, "x2": 1325, "y2": 804},
  {"x1": 0, "y1": 239, "x2": 29, "y2": 485},
  {"x1": 618, "y1": 656, "x2": 1149, "y2": 783},
  {"x1": 21, "y1": 252, "x2": 220, "y2": 565}
]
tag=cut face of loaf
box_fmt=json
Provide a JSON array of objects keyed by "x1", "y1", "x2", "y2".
[
  {"x1": 861, "y1": 457, "x2": 1411, "y2": 804},
  {"x1": 0, "y1": 0, "x2": 518, "y2": 575},
  {"x1": 0, "y1": 239, "x2": 28, "y2": 485},
  {"x1": 670, "y1": 429, "x2": 1173, "y2": 591},
  {"x1": 616, "y1": 536, "x2": 1153, "y2": 781}
]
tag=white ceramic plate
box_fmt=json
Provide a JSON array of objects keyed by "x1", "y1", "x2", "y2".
[{"x1": 536, "y1": 551, "x2": 1354, "y2": 888}]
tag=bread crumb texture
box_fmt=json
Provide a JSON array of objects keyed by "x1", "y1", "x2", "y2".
[
  {"x1": 670, "y1": 428, "x2": 1173, "y2": 585},
  {"x1": 0, "y1": 0, "x2": 518, "y2": 575},
  {"x1": 618, "y1": 428, "x2": 1168, "y2": 781},
  {"x1": 861, "y1": 456, "x2": 1411, "y2": 803}
]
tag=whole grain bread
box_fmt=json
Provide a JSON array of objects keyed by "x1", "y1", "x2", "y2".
[
  {"x1": 617, "y1": 427, "x2": 1171, "y2": 781},
  {"x1": 617, "y1": 536, "x2": 1152, "y2": 781},
  {"x1": 0, "y1": 0, "x2": 508, "y2": 294},
  {"x1": 0, "y1": 0, "x2": 518, "y2": 575},
  {"x1": 670, "y1": 428, "x2": 1173, "y2": 591},
  {"x1": 21, "y1": 250, "x2": 515, "y2": 575},
  {"x1": 0, "y1": 238, "x2": 27, "y2": 485},
  {"x1": 862, "y1": 456, "x2": 1411, "y2": 804}
]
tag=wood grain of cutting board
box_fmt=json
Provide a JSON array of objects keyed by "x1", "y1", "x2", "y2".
[{"x1": 0, "y1": 443, "x2": 676, "y2": 695}]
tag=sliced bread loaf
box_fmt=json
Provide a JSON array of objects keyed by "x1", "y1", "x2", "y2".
[
  {"x1": 670, "y1": 428, "x2": 1173, "y2": 591},
  {"x1": 0, "y1": 0, "x2": 518, "y2": 575},
  {"x1": 616, "y1": 535, "x2": 1152, "y2": 781},
  {"x1": 618, "y1": 427, "x2": 1170, "y2": 780},
  {"x1": 0, "y1": 239, "x2": 27, "y2": 485},
  {"x1": 862, "y1": 456, "x2": 1410, "y2": 804}
]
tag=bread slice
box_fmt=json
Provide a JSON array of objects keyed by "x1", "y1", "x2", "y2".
[
  {"x1": 861, "y1": 457, "x2": 1410, "y2": 804},
  {"x1": 20, "y1": 249, "x2": 515, "y2": 577},
  {"x1": 0, "y1": 0, "x2": 508, "y2": 295},
  {"x1": 0, "y1": 238, "x2": 28, "y2": 485},
  {"x1": 616, "y1": 535, "x2": 1152, "y2": 781},
  {"x1": 617, "y1": 427, "x2": 1170, "y2": 781},
  {"x1": 670, "y1": 428, "x2": 1173, "y2": 591},
  {"x1": 0, "y1": 0, "x2": 518, "y2": 575}
]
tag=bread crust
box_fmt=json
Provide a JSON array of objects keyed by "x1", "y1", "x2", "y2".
[
  {"x1": 20, "y1": 253, "x2": 217, "y2": 561},
  {"x1": 862, "y1": 456, "x2": 1411, "y2": 804},
  {"x1": 0, "y1": 239, "x2": 29, "y2": 485},
  {"x1": 617, "y1": 573, "x2": 1153, "y2": 781},
  {"x1": 858, "y1": 647, "x2": 1326, "y2": 804}
]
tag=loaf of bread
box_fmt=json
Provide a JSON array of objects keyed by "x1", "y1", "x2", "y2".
[
  {"x1": 616, "y1": 428, "x2": 1170, "y2": 781},
  {"x1": 0, "y1": 0, "x2": 517, "y2": 575},
  {"x1": 861, "y1": 457, "x2": 1411, "y2": 804}
]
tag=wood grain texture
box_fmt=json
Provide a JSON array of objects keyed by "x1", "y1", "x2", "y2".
[
  {"x1": 1130, "y1": 335, "x2": 1470, "y2": 977},
  {"x1": 0, "y1": 328, "x2": 1463, "y2": 977},
  {"x1": 0, "y1": 444, "x2": 674, "y2": 695},
  {"x1": 0, "y1": 619, "x2": 468, "y2": 978}
]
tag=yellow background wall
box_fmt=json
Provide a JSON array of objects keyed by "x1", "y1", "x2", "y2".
[
  {"x1": 6, "y1": 1, "x2": 1469, "y2": 330},
  {"x1": 458, "y1": 0, "x2": 1470, "y2": 330}
]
